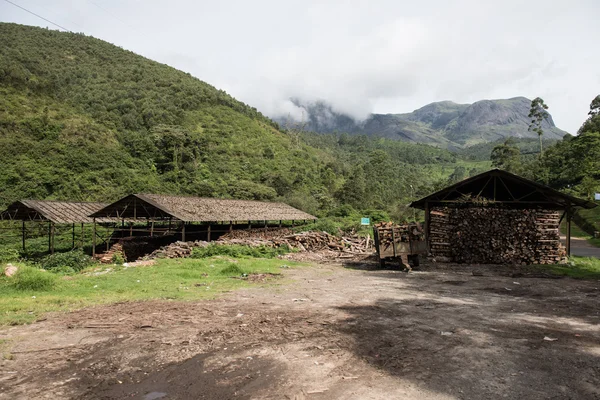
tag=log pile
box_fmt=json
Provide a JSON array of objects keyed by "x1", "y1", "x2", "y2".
[
  {"x1": 271, "y1": 232, "x2": 371, "y2": 254},
  {"x1": 429, "y1": 207, "x2": 565, "y2": 265},
  {"x1": 141, "y1": 240, "x2": 210, "y2": 259},
  {"x1": 374, "y1": 222, "x2": 425, "y2": 245},
  {"x1": 428, "y1": 210, "x2": 453, "y2": 261},
  {"x1": 219, "y1": 227, "x2": 294, "y2": 240}
]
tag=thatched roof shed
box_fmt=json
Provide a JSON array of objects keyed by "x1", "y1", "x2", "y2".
[
  {"x1": 90, "y1": 194, "x2": 316, "y2": 222},
  {"x1": 0, "y1": 200, "x2": 115, "y2": 224}
]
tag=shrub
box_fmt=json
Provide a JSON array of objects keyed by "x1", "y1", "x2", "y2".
[
  {"x1": 191, "y1": 244, "x2": 290, "y2": 259},
  {"x1": 219, "y1": 263, "x2": 246, "y2": 276},
  {"x1": 0, "y1": 248, "x2": 20, "y2": 263},
  {"x1": 10, "y1": 266, "x2": 57, "y2": 291},
  {"x1": 39, "y1": 250, "x2": 94, "y2": 272},
  {"x1": 112, "y1": 253, "x2": 125, "y2": 265}
]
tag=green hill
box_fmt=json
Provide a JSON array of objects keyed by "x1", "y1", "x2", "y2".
[{"x1": 0, "y1": 23, "x2": 485, "y2": 219}]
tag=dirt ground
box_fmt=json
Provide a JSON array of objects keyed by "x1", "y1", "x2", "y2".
[{"x1": 1, "y1": 260, "x2": 600, "y2": 400}]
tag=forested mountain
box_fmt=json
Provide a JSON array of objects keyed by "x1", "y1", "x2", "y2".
[
  {"x1": 278, "y1": 97, "x2": 567, "y2": 147},
  {"x1": 0, "y1": 23, "x2": 478, "y2": 221}
]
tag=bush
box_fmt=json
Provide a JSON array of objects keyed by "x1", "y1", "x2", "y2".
[
  {"x1": 10, "y1": 266, "x2": 57, "y2": 291},
  {"x1": 0, "y1": 248, "x2": 20, "y2": 263},
  {"x1": 39, "y1": 250, "x2": 94, "y2": 272},
  {"x1": 219, "y1": 263, "x2": 246, "y2": 276},
  {"x1": 191, "y1": 244, "x2": 290, "y2": 259},
  {"x1": 112, "y1": 253, "x2": 125, "y2": 265}
]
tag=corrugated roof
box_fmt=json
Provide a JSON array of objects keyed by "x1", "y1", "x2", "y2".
[
  {"x1": 410, "y1": 169, "x2": 597, "y2": 210},
  {"x1": 91, "y1": 194, "x2": 317, "y2": 222},
  {"x1": 0, "y1": 200, "x2": 116, "y2": 223}
]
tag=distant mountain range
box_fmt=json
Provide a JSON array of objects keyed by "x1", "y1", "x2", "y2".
[{"x1": 276, "y1": 97, "x2": 567, "y2": 149}]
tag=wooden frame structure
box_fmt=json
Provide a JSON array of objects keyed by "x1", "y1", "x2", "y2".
[
  {"x1": 90, "y1": 194, "x2": 317, "y2": 256},
  {"x1": 410, "y1": 169, "x2": 597, "y2": 257},
  {"x1": 0, "y1": 200, "x2": 118, "y2": 254}
]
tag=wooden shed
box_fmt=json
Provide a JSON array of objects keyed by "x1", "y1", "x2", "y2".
[
  {"x1": 410, "y1": 169, "x2": 596, "y2": 264},
  {"x1": 90, "y1": 194, "x2": 317, "y2": 256},
  {"x1": 0, "y1": 200, "x2": 115, "y2": 253}
]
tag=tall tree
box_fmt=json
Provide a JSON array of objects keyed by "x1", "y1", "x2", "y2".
[
  {"x1": 579, "y1": 95, "x2": 600, "y2": 134},
  {"x1": 490, "y1": 138, "x2": 521, "y2": 173},
  {"x1": 528, "y1": 97, "x2": 549, "y2": 157}
]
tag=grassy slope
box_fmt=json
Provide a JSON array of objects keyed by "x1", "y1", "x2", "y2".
[{"x1": 0, "y1": 257, "x2": 301, "y2": 325}]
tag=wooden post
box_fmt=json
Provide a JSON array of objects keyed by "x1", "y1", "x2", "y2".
[
  {"x1": 129, "y1": 222, "x2": 133, "y2": 237},
  {"x1": 81, "y1": 223, "x2": 84, "y2": 249},
  {"x1": 50, "y1": 222, "x2": 55, "y2": 254},
  {"x1": 181, "y1": 222, "x2": 186, "y2": 242},
  {"x1": 169, "y1": 217, "x2": 173, "y2": 235},
  {"x1": 229, "y1": 221, "x2": 233, "y2": 233},
  {"x1": 207, "y1": 224, "x2": 211, "y2": 242},
  {"x1": 291, "y1": 220, "x2": 295, "y2": 229},
  {"x1": 48, "y1": 221, "x2": 51, "y2": 253},
  {"x1": 424, "y1": 201, "x2": 431, "y2": 254},
  {"x1": 566, "y1": 209, "x2": 572, "y2": 257},
  {"x1": 264, "y1": 220, "x2": 268, "y2": 232},
  {"x1": 72, "y1": 223, "x2": 75, "y2": 249},
  {"x1": 279, "y1": 220, "x2": 282, "y2": 228},
  {"x1": 22, "y1": 220, "x2": 25, "y2": 252},
  {"x1": 248, "y1": 221, "x2": 251, "y2": 230},
  {"x1": 150, "y1": 220, "x2": 154, "y2": 237},
  {"x1": 92, "y1": 218, "x2": 96, "y2": 257}
]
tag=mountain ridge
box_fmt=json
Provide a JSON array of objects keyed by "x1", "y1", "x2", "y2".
[{"x1": 277, "y1": 97, "x2": 567, "y2": 148}]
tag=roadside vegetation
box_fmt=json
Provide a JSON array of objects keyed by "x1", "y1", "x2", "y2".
[
  {"x1": 541, "y1": 257, "x2": 600, "y2": 279},
  {"x1": 0, "y1": 254, "x2": 301, "y2": 326}
]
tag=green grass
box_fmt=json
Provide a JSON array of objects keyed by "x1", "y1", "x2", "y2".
[
  {"x1": 538, "y1": 256, "x2": 600, "y2": 279},
  {"x1": 560, "y1": 220, "x2": 600, "y2": 248},
  {"x1": 0, "y1": 257, "x2": 303, "y2": 326}
]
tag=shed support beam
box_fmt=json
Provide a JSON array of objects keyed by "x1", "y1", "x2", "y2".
[
  {"x1": 207, "y1": 224, "x2": 211, "y2": 242},
  {"x1": 49, "y1": 222, "x2": 55, "y2": 254},
  {"x1": 229, "y1": 221, "x2": 233, "y2": 233},
  {"x1": 92, "y1": 218, "x2": 96, "y2": 257},
  {"x1": 22, "y1": 220, "x2": 25, "y2": 252},
  {"x1": 181, "y1": 222, "x2": 186, "y2": 242},
  {"x1": 566, "y1": 209, "x2": 572, "y2": 257},
  {"x1": 72, "y1": 223, "x2": 75, "y2": 249},
  {"x1": 424, "y1": 201, "x2": 431, "y2": 255},
  {"x1": 81, "y1": 223, "x2": 84, "y2": 249}
]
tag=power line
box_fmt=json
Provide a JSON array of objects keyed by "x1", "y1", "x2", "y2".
[
  {"x1": 86, "y1": 0, "x2": 141, "y2": 35},
  {"x1": 3, "y1": 0, "x2": 72, "y2": 32}
]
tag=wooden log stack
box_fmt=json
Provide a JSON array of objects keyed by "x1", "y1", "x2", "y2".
[{"x1": 429, "y1": 206, "x2": 565, "y2": 265}]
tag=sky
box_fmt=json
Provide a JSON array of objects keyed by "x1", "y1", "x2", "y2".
[{"x1": 1, "y1": 0, "x2": 599, "y2": 133}]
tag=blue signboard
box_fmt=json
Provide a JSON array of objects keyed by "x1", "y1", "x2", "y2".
[
  {"x1": 361, "y1": 217, "x2": 370, "y2": 225},
  {"x1": 595, "y1": 193, "x2": 600, "y2": 201}
]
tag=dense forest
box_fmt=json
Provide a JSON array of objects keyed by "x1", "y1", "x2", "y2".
[{"x1": 0, "y1": 23, "x2": 597, "y2": 224}]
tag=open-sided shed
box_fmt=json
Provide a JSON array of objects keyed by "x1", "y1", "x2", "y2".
[
  {"x1": 410, "y1": 169, "x2": 596, "y2": 263},
  {"x1": 0, "y1": 200, "x2": 115, "y2": 253},
  {"x1": 90, "y1": 194, "x2": 317, "y2": 255}
]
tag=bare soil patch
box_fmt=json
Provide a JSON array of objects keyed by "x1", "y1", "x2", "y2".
[{"x1": 1, "y1": 261, "x2": 599, "y2": 399}]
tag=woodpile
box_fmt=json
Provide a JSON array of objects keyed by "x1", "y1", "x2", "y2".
[
  {"x1": 429, "y1": 207, "x2": 565, "y2": 265},
  {"x1": 271, "y1": 232, "x2": 372, "y2": 254},
  {"x1": 141, "y1": 241, "x2": 209, "y2": 260},
  {"x1": 374, "y1": 222, "x2": 425, "y2": 245}
]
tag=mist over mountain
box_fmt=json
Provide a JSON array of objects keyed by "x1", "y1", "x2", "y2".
[{"x1": 276, "y1": 97, "x2": 568, "y2": 148}]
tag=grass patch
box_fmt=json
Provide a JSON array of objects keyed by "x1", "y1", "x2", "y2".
[
  {"x1": 10, "y1": 266, "x2": 57, "y2": 291},
  {"x1": 537, "y1": 257, "x2": 600, "y2": 279},
  {"x1": 0, "y1": 257, "x2": 303, "y2": 326}
]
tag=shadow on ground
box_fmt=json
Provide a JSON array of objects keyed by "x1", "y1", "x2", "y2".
[{"x1": 333, "y1": 271, "x2": 600, "y2": 399}]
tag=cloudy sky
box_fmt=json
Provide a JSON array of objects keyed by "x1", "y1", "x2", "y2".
[{"x1": 1, "y1": 0, "x2": 599, "y2": 133}]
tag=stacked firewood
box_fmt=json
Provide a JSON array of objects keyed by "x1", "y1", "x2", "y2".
[
  {"x1": 428, "y1": 210, "x2": 453, "y2": 261},
  {"x1": 270, "y1": 232, "x2": 371, "y2": 254},
  {"x1": 374, "y1": 222, "x2": 425, "y2": 246},
  {"x1": 219, "y1": 227, "x2": 294, "y2": 240},
  {"x1": 430, "y1": 207, "x2": 565, "y2": 265}
]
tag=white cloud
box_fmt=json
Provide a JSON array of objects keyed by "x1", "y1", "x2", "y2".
[{"x1": 1, "y1": 0, "x2": 599, "y2": 132}]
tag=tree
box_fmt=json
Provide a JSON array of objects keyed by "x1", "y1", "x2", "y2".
[
  {"x1": 490, "y1": 138, "x2": 521, "y2": 173},
  {"x1": 528, "y1": 97, "x2": 549, "y2": 157},
  {"x1": 579, "y1": 95, "x2": 600, "y2": 134}
]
